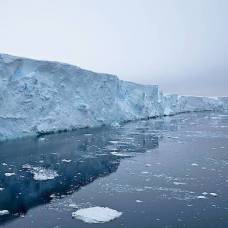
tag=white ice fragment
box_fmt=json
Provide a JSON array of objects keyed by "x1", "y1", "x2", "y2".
[
  {"x1": 202, "y1": 192, "x2": 208, "y2": 195},
  {"x1": 191, "y1": 163, "x2": 199, "y2": 167},
  {"x1": 145, "y1": 164, "x2": 151, "y2": 167},
  {"x1": 22, "y1": 164, "x2": 58, "y2": 181},
  {"x1": 0, "y1": 188, "x2": 4, "y2": 191},
  {"x1": 69, "y1": 204, "x2": 79, "y2": 208},
  {"x1": 197, "y1": 196, "x2": 207, "y2": 199},
  {"x1": 4, "y1": 173, "x2": 15, "y2": 177},
  {"x1": 209, "y1": 193, "x2": 218, "y2": 197},
  {"x1": 110, "y1": 152, "x2": 130, "y2": 157},
  {"x1": 136, "y1": 200, "x2": 143, "y2": 203},
  {"x1": 173, "y1": 182, "x2": 186, "y2": 186},
  {"x1": 0, "y1": 210, "x2": 9, "y2": 216},
  {"x1": 62, "y1": 159, "x2": 72, "y2": 163},
  {"x1": 109, "y1": 141, "x2": 119, "y2": 144},
  {"x1": 32, "y1": 168, "x2": 58, "y2": 181},
  {"x1": 72, "y1": 207, "x2": 122, "y2": 223},
  {"x1": 141, "y1": 171, "x2": 149, "y2": 174},
  {"x1": 2, "y1": 163, "x2": 7, "y2": 166}
]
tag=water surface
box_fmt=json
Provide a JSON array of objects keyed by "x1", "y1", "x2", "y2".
[{"x1": 0, "y1": 112, "x2": 228, "y2": 227}]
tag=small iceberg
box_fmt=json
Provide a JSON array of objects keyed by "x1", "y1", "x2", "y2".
[{"x1": 72, "y1": 206, "x2": 122, "y2": 223}]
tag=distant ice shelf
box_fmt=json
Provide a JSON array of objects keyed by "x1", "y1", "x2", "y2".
[{"x1": 0, "y1": 53, "x2": 227, "y2": 141}]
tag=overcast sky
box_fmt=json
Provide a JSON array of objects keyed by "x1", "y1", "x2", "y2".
[{"x1": 0, "y1": 0, "x2": 227, "y2": 96}]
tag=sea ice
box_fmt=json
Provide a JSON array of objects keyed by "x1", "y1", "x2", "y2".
[
  {"x1": 22, "y1": 164, "x2": 58, "y2": 181},
  {"x1": 197, "y1": 196, "x2": 207, "y2": 199},
  {"x1": 173, "y1": 182, "x2": 186, "y2": 186},
  {"x1": 0, "y1": 210, "x2": 9, "y2": 216},
  {"x1": 72, "y1": 207, "x2": 122, "y2": 223},
  {"x1": 62, "y1": 159, "x2": 72, "y2": 163},
  {"x1": 4, "y1": 173, "x2": 15, "y2": 177},
  {"x1": 191, "y1": 163, "x2": 199, "y2": 167},
  {"x1": 209, "y1": 193, "x2": 218, "y2": 197}
]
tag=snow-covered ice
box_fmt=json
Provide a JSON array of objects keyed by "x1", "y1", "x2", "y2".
[
  {"x1": 0, "y1": 53, "x2": 228, "y2": 141},
  {"x1": 72, "y1": 207, "x2": 122, "y2": 223}
]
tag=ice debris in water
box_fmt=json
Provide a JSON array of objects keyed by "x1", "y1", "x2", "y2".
[
  {"x1": 4, "y1": 173, "x2": 15, "y2": 177},
  {"x1": 173, "y1": 182, "x2": 186, "y2": 186},
  {"x1": 209, "y1": 193, "x2": 218, "y2": 197},
  {"x1": 22, "y1": 164, "x2": 58, "y2": 181},
  {"x1": 197, "y1": 195, "x2": 207, "y2": 199},
  {"x1": 111, "y1": 152, "x2": 131, "y2": 157},
  {"x1": 136, "y1": 200, "x2": 143, "y2": 203},
  {"x1": 191, "y1": 163, "x2": 199, "y2": 167},
  {"x1": 72, "y1": 207, "x2": 122, "y2": 223},
  {"x1": 62, "y1": 159, "x2": 72, "y2": 163},
  {"x1": 0, "y1": 210, "x2": 9, "y2": 216}
]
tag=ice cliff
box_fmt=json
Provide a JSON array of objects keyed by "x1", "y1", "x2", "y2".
[{"x1": 0, "y1": 53, "x2": 227, "y2": 141}]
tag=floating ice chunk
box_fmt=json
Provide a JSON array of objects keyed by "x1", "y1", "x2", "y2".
[
  {"x1": 111, "y1": 152, "x2": 131, "y2": 157},
  {"x1": 191, "y1": 163, "x2": 199, "y2": 167},
  {"x1": 2, "y1": 163, "x2": 7, "y2": 166},
  {"x1": 109, "y1": 141, "x2": 119, "y2": 144},
  {"x1": 4, "y1": 173, "x2": 15, "y2": 177},
  {"x1": 141, "y1": 171, "x2": 149, "y2": 174},
  {"x1": 0, "y1": 210, "x2": 9, "y2": 216},
  {"x1": 69, "y1": 204, "x2": 79, "y2": 208},
  {"x1": 22, "y1": 164, "x2": 58, "y2": 181},
  {"x1": 32, "y1": 168, "x2": 58, "y2": 181},
  {"x1": 62, "y1": 159, "x2": 72, "y2": 163},
  {"x1": 173, "y1": 182, "x2": 186, "y2": 186},
  {"x1": 0, "y1": 188, "x2": 4, "y2": 191},
  {"x1": 197, "y1": 196, "x2": 207, "y2": 199},
  {"x1": 72, "y1": 207, "x2": 122, "y2": 223},
  {"x1": 136, "y1": 200, "x2": 143, "y2": 203},
  {"x1": 209, "y1": 193, "x2": 218, "y2": 197},
  {"x1": 202, "y1": 192, "x2": 208, "y2": 195},
  {"x1": 145, "y1": 164, "x2": 151, "y2": 167},
  {"x1": 38, "y1": 137, "x2": 46, "y2": 141}
]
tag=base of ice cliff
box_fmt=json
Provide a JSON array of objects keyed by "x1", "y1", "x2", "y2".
[{"x1": 0, "y1": 53, "x2": 227, "y2": 141}]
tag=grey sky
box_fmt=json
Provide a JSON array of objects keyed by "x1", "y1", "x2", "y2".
[{"x1": 0, "y1": 0, "x2": 227, "y2": 96}]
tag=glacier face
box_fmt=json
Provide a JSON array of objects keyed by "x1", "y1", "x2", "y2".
[{"x1": 0, "y1": 53, "x2": 227, "y2": 141}]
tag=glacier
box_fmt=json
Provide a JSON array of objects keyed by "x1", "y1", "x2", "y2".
[{"x1": 0, "y1": 53, "x2": 227, "y2": 141}]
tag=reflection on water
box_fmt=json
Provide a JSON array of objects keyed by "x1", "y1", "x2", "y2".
[
  {"x1": 0, "y1": 117, "x2": 174, "y2": 225},
  {"x1": 1, "y1": 112, "x2": 227, "y2": 228}
]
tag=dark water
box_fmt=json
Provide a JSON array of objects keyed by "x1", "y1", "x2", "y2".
[{"x1": 0, "y1": 112, "x2": 228, "y2": 228}]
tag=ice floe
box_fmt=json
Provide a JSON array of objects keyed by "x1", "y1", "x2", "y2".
[
  {"x1": 22, "y1": 164, "x2": 59, "y2": 181},
  {"x1": 0, "y1": 210, "x2": 9, "y2": 216},
  {"x1": 72, "y1": 207, "x2": 122, "y2": 223},
  {"x1": 4, "y1": 173, "x2": 15, "y2": 177}
]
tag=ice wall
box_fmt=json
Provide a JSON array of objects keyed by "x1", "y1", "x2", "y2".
[{"x1": 0, "y1": 53, "x2": 227, "y2": 141}]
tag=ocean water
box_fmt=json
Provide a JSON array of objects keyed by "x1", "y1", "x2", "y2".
[{"x1": 0, "y1": 111, "x2": 228, "y2": 228}]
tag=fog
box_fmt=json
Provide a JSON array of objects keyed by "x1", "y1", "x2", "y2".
[{"x1": 0, "y1": 0, "x2": 227, "y2": 96}]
